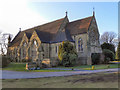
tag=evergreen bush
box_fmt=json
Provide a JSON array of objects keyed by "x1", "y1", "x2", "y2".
[
  {"x1": 103, "y1": 49, "x2": 115, "y2": 63},
  {"x1": 116, "y1": 42, "x2": 120, "y2": 60},
  {"x1": 91, "y1": 53, "x2": 101, "y2": 65},
  {"x1": 101, "y1": 43, "x2": 115, "y2": 53},
  {"x1": 58, "y1": 41, "x2": 78, "y2": 67}
]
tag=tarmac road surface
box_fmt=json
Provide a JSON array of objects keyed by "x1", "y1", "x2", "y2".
[{"x1": 1, "y1": 68, "x2": 119, "y2": 79}]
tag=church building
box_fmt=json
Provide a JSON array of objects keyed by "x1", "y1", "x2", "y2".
[{"x1": 7, "y1": 11, "x2": 102, "y2": 66}]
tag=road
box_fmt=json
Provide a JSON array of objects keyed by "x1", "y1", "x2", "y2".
[{"x1": 1, "y1": 68, "x2": 119, "y2": 79}]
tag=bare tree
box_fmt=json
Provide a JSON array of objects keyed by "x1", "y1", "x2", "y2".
[
  {"x1": 101, "y1": 32, "x2": 109, "y2": 43},
  {"x1": 109, "y1": 32, "x2": 117, "y2": 43},
  {"x1": 0, "y1": 32, "x2": 13, "y2": 55},
  {"x1": 100, "y1": 32, "x2": 117, "y2": 44}
]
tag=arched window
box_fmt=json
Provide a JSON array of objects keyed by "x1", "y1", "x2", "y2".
[
  {"x1": 78, "y1": 38, "x2": 83, "y2": 52},
  {"x1": 23, "y1": 41, "x2": 27, "y2": 47},
  {"x1": 31, "y1": 39, "x2": 38, "y2": 61},
  {"x1": 21, "y1": 41, "x2": 27, "y2": 59},
  {"x1": 33, "y1": 39, "x2": 38, "y2": 46}
]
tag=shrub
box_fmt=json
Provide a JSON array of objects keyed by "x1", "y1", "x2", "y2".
[
  {"x1": 91, "y1": 53, "x2": 101, "y2": 65},
  {"x1": 101, "y1": 43, "x2": 115, "y2": 53},
  {"x1": 103, "y1": 49, "x2": 115, "y2": 64},
  {"x1": 115, "y1": 42, "x2": 120, "y2": 60},
  {"x1": 58, "y1": 44, "x2": 63, "y2": 62},
  {"x1": 58, "y1": 41, "x2": 78, "y2": 67},
  {"x1": 2, "y1": 55, "x2": 11, "y2": 68},
  {"x1": 68, "y1": 53, "x2": 77, "y2": 66}
]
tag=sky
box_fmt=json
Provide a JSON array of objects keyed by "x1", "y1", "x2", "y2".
[{"x1": 0, "y1": 0, "x2": 118, "y2": 39}]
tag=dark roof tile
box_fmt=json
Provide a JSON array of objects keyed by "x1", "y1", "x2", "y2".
[{"x1": 9, "y1": 16, "x2": 93, "y2": 47}]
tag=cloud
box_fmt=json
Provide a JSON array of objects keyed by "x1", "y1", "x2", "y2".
[{"x1": 0, "y1": 0, "x2": 48, "y2": 36}]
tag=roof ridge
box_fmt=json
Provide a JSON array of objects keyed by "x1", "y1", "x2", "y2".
[
  {"x1": 35, "y1": 17, "x2": 65, "y2": 28},
  {"x1": 66, "y1": 16, "x2": 94, "y2": 35},
  {"x1": 69, "y1": 16, "x2": 93, "y2": 23},
  {"x1": 9, "y1": 15, "x2": 95, "y2": 46}
]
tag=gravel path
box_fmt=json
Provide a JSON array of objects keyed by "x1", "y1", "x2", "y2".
[{"x1": 1, "y1": 68, "x2": 119, "y2": 79}]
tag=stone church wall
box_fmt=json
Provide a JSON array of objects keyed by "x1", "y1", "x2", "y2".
[
  {"x1": 87, "y1": 17, "x2": 102, "y2": 65},
  {"x1": 41, "y1": 43, "x2": 49, "y2": 58},
  {"x1": 88, "y1": 17, "x2": 102, "y2": 54},
  {"x1": 49, "y1": 43, "x2": 60, "y2": 66},
  {"x1": 7, "y1": 16, "x2": 103, "y2": 66},
  {"x1": 72, "y1": 33, "x2": 88, "y2": 65}
]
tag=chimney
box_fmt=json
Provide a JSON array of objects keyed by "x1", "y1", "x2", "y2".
[{"x1": 19, "y1": 28, "x2": 21, "y2": 31}]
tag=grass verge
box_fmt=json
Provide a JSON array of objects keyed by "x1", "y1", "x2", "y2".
[
  {"x1": 2, "y1": 72, "x2": 118, "y2": 88},
  {"x1": 2, "y1": 62, "x2": 120, "y2": 72},
  {"x1": 2, "y1": 63, "x2": 71, "y2": 72},
  {"x1": 57, "y1": 63, "x2": 120, "y2": 70}
]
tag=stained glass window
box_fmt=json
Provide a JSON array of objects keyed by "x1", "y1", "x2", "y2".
[{"x1": 78, "y1": 38, "x2": 83, "y2": 52}]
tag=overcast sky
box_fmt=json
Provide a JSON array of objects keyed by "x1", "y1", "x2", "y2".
[{"x1": 0, "y1": 0, "x2": 119, "y2": 39}]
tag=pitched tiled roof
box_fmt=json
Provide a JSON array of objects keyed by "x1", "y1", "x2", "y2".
[
  {"x1": 9, "y1": 30, "x2": 22, "y2": 47},
  {"x1": 9, "y1": 18, "x2": 65, "y2": 47},
  {"x1": 9, "y1": 16, "x2": 93, "y2": 47},
  {"x1": 35, "y1": 29, "x2": 54, "y2": 43},
  {"x1": 25, "y1": 32, "x2": 32, "y2": 39},
  {"x1": 34, "y1": 18, "x2": 65, "y2": 34},
  {"x1": 66, "y1": 16, "x2": 93, "y2": 35},
  {"x1": 51, "y1": 29, "x2": 74, "y2": 43}
]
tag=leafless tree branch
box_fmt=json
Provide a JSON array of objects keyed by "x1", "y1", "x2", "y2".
[
  {"x1": 0, "y1": 32, "x2": 13, "y2": 55},
  {"x1": 100, "y1": 32, "x2": 117, "y2": 44}
]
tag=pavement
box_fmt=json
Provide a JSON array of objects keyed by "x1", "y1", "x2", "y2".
[{"x1": 1, "y1": 68, "x2": 119, "y2": 79}]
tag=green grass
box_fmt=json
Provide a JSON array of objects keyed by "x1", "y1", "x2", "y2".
[
  {"x1": 2, "y1": 73, "x2": 118, "y2": 88},
  {"x1": 2, "y1": 63, "x2": 71, "y2": 72},
  {"x1": 83, "y1": 64, "x2": 119, "y2": 70},
  {"x1": 56, "y1": 64, "x2": 120, "y2": 70},
  {"x1": 2, "y1": 62, "x2": 120, "y2": 72},
  {"x1": 2, "y1": 63, "x2": 26, "y2": 71}
]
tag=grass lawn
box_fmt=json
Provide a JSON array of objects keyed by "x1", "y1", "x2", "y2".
[
  {"x1": 2, "y1": 63, "x2": 71, "y2": 72},
  {"x1": 2, "y1": 73, "x2": 118, "y2": 88},
  {"x1": 2, "y1": 62, "x2": 120, "y2": 72},
  {"x1": 57, "y1": 63, "x2": 120, "y2": 70}
]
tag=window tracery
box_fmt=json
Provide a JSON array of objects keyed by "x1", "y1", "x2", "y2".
[
  {"x1": 31, "y1": 39, "x2": 38, "y2": 61},
  {"x1": 78, "y1": 38, "x2": 83, "y2": 52},
  {"x1": 21, "y1": 41, "x2": 27, "y2": 59}
]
